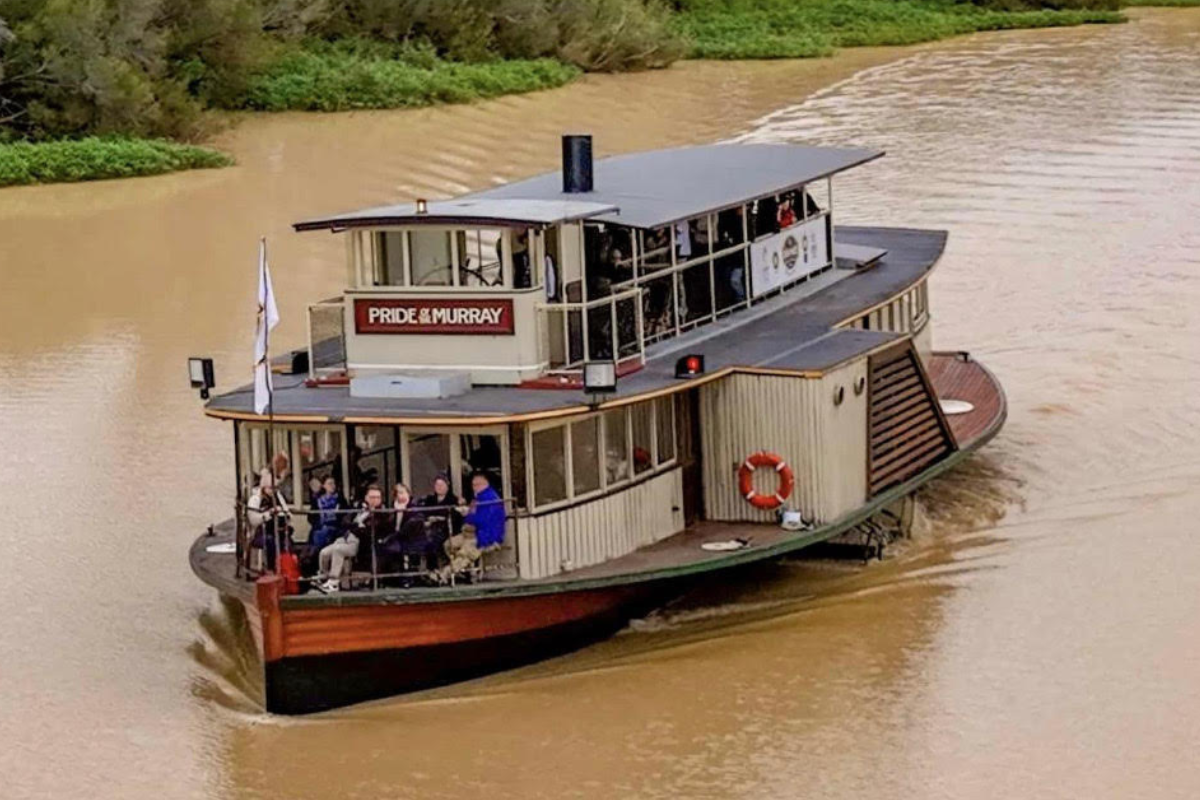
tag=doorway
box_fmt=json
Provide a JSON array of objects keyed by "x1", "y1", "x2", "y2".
[{"x1": 676, "y1": 389, "x2": 704, "y2": 526}]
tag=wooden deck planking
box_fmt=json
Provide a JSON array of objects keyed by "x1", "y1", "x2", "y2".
[{"x1": 926, "y1": 352, "x2": 1004, "y2": 446}]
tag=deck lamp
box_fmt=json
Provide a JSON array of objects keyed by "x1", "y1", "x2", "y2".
[
  {"x1": 415, "y1": 198, "x2": 428, "y2": 215},
  {"x1": 674, "y1": 354, "x2": 705, "y2": 379},
  {"x1": 583, "y1": 360, "x2": 617, "y2": 404},
  {"x1": 188, "y1": 356, "x2": 215, "y2": 400}
]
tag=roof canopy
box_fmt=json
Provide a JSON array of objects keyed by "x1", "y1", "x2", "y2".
[
  {"x1": 295, "y1": 143, "x2": 882, "y2": 233},
  {"x1": 294, "y1": 197, "x2": 619, "y2": 232}
]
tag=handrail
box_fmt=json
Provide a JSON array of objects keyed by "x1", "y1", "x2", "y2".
[
  {"x1": 239, "y1": 497, "x2": 518, "y2": 591},
  {"x1": 537, "y1": 286, "x2": 645, "y2": 372}
]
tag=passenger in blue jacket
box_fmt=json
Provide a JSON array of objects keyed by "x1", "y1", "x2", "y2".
[
  {"x1": 437, "y1": 472, "x2": 505, "y2": 584},
  {"x1": 462, "y1": 472, "x2": 505, "y2": 549},
  {"x1": 309, "y1": 476, "x2": 347, "y2": 550}
]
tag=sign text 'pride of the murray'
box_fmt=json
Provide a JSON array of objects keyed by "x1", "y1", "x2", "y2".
[{"x1": 354, "y1": 298, "x2": 515, "y2": 335}]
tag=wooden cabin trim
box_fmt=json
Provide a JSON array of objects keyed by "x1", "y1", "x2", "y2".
[
  {"x1": 833, "y1": 273, "x2": 935, "y2": 332},
  {"x1": 201, "y1": 340, "x2": 902, "y2": 428}
]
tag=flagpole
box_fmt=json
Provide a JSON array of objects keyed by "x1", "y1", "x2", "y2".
[{"x1": 264, "y1": 237, "x2": 283, "y2": 575}]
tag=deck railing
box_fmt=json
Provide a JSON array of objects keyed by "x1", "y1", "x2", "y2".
[
  {"x1": 238, "y1": 498, "x2": 518, "y2": 591},
  {"x1": 538, "y1": 285, "x2": 645, "y2": 373}
]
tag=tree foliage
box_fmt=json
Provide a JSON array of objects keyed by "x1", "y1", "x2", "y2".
[{"x1": 0, "y1": 0, "x2": 681, "y2": 142}]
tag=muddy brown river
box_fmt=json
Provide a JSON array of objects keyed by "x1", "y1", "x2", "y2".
[{"x1": 2, "y1": 9, "x2": 1199, "y2": 798}]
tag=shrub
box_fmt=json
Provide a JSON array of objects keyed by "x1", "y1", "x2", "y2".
[
  {"x1": 242, "y1": 48, "x2": 580, "y2": 111},
  {"x1": 0, "y1": 136, "x2": 232, "y2": 186}
]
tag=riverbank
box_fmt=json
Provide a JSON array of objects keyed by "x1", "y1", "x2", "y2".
[
  {"x1": 1, "y1": 1, "x2": 1191, "y2": 187},
  {"x1": 674, "y1": 0, "x2": 1124, "y2": 59}
]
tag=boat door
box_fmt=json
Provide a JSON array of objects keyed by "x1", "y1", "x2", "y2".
[{"x1": 676, "y1": 389, "x2": 704, "y2": 525}]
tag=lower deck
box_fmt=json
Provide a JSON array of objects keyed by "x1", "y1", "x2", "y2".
[{"x1": 190, "y1": 351, "x2": 1005, "y2": 607}]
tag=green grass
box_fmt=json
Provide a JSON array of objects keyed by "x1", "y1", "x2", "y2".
[
  {"x1": 673, "y1": 0, "x2": 1125, "y2": 60},
  {"x1": 0, "y1": 137, "x2": 233, "y2": 187},
  {"x1": 242, "y1": 42, "x2": 582, "y2": 112}
]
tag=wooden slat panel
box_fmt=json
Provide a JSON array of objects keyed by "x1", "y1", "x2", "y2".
[{"x1": 868, "y1": 342, "x2": 956, "y2": 495}]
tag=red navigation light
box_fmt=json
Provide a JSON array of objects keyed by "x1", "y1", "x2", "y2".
[{"x1": 675, "y1": 354, "x2": 705, "y2": 378}]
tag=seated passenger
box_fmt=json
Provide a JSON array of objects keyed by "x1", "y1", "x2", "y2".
[
  {"x1": 378, "y1": 483, "x2": 426, "y2": 574},
  {"x1": 247, "y1": 469, "x2": 292, "y2": 573},
  {"x1": 421, "y1": 473, "x2": 460, "y2": 544},
  {"x1": 308, "y1": 476, "x2": 347, "y2": 551},
  {"x1": 437, "y1": 473, "x2": 505, "y2": 584},
  {"x1": 317, "y1": 484, "x2": 381, "y2": 592},
  {"x1": 777, "y1": 197, "x2": 797, "y2": 228},
  {"x1": 462, "y1": 472, "x2": 506, "y2": 550}
]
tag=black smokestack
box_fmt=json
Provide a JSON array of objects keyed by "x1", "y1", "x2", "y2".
[{"x1": 562, "y1": 134, "x2": 593, "y2": 193}]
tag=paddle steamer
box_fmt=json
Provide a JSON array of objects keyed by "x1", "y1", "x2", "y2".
[{"x1": 190, "y1": 136, "x2": 1006, "y2": 714}]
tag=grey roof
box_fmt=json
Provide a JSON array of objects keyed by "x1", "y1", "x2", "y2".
[
  {"x1": 294, "y1": 144, "x2": 883, "y2": 233},
  {"x1": 208, "y1": 226, "x2": 945, "y2": 422},
  {"x1": 468, "y1": 144, "x2": 882, "y2": 229},
  {"x1": 294, "y1": 197, "x2": 620, "y2": 232}
]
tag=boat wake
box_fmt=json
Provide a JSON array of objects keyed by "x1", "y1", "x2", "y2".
[{"x1": 187, "y1": 596, "x2": 264, "y2": 715}]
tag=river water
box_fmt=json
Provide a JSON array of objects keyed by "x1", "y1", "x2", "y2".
[{"x1": 2, "y1": 9, "x2": 1199, "y2": 798}]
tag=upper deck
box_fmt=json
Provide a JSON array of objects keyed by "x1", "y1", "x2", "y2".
[{"x1": 206, "y1": 225, "x2": 945, "y2": 423}]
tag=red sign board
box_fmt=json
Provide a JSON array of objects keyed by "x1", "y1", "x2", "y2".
[{"x1": 354, "y1": 297, "x2": 515, "y2": 335}]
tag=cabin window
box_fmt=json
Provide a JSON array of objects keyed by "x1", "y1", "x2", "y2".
[
  {"x1": 297, "y1": 429, "x2": 344, "y2": 499},
  {"x1": 531, "y1": 426, "x2": 568, "y2": 506},
  {"x1": 513, "y1": 228, "x2": 534, "y2": 290},
  {"x1": 407, "y1": 432, "x2": 453, "y2": 496},
  {"x1": 524, "y1": 400, "x2": 677, "y2": 511},
  {"x1": 509, "y1": 424, "x2": 528, "y2": 510},
  {"x1": 236, "y1": 423, "x2": 347, "y2": 508},
  {"x1": 604, "y1": 408, "x2": 630, "y2": 486},
  {"x1": 353, "y1": 425, "x2": 399, "y2": 496},
  {"x1": 630, "y1": 402, "x2": 654, "y2": 475},
  {"x1": 571, "y1": 417, "x2": 602, "y2": 496},
  {"x1": 372, "y1": 232, "x2": 407, "y2": 286},
  {"x1": 409, "y1": 230, "x2": 454, "y2": 286},
  {"x1": 460, "y1": 433, "x2": 503, "y2": 502},
  {"x1": 456, "y1": 229, "x2": 503, "y2": 288},
  {"x1": 654, "y1": 396, "x2": 675, "y2": 465},
  {"x1": 543, "y1": 228, "x2": 561, "y2": 300}
]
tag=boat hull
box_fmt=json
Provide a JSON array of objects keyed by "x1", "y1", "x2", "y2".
[{"x1": 251, "y1": 581, "x2": 667, "y2": 714}]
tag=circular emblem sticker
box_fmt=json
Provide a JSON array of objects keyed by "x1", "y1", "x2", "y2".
[{"x1": 782, "y1": 235, "x2": 800, "y2": 271}]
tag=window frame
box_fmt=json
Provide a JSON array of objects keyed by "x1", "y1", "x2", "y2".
[
  {"x1": 524, "y1": 397, "x2": 678, "y2": 514},
  {"x1": 355, "y1": 226, "x2": 525, "y2": 293}
]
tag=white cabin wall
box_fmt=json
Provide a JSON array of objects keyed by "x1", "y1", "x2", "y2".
[
  {"x1": 343, "y1": 289, "x2": 546, "y2": 384},
  {"x1": 517, "y1": 468, "x2": 684, "y2": 580},
  {"x1": 700, "y1": 361, "x2": 868, "y2": 524},
  {"x1": 913, "y1": 318, "x2": 933, "y2": 363}
]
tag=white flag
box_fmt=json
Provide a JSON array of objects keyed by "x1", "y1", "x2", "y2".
[{"x1": 253, "y1": 238, "x2": 280, "y2": 415}]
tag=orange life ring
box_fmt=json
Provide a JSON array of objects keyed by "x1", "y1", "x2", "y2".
[{"x1": 738, "y1": 451, "x2": 795, "y2": 510}]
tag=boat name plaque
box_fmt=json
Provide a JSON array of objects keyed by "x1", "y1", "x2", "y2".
[{"x1": 354, "y1": 298, "x2": 515, "y2": 335}]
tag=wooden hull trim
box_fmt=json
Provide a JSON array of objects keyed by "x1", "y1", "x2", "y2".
[{"x1": 261, "y1": 583, "x2": 670, "y2": 714}]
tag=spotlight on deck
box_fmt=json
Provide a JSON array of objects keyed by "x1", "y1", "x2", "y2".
[
  {"x1": 583, "y1": 360, "x2": 617, "y2": 403},
  {"x1": 675, "y1": 354, "x2": 705, "y2": 379},
  {"x1": 188, "y1": 356, "x2": 215, "y2": 400}
]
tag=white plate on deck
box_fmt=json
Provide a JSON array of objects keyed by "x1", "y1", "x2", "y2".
[
  {"x1": 701, "y1": 540, "x2": 749, "y2": 552},
  {"x1": 205, "y1": 542, "x2": 237, "y2": 554},
  {"x1": 940, "y1": 399, "x2": 975, "y2": 415}
]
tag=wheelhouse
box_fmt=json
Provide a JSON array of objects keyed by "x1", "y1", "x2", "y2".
[{"x1": 294, "y1": 140, "x2": 880, "y2": 384}]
